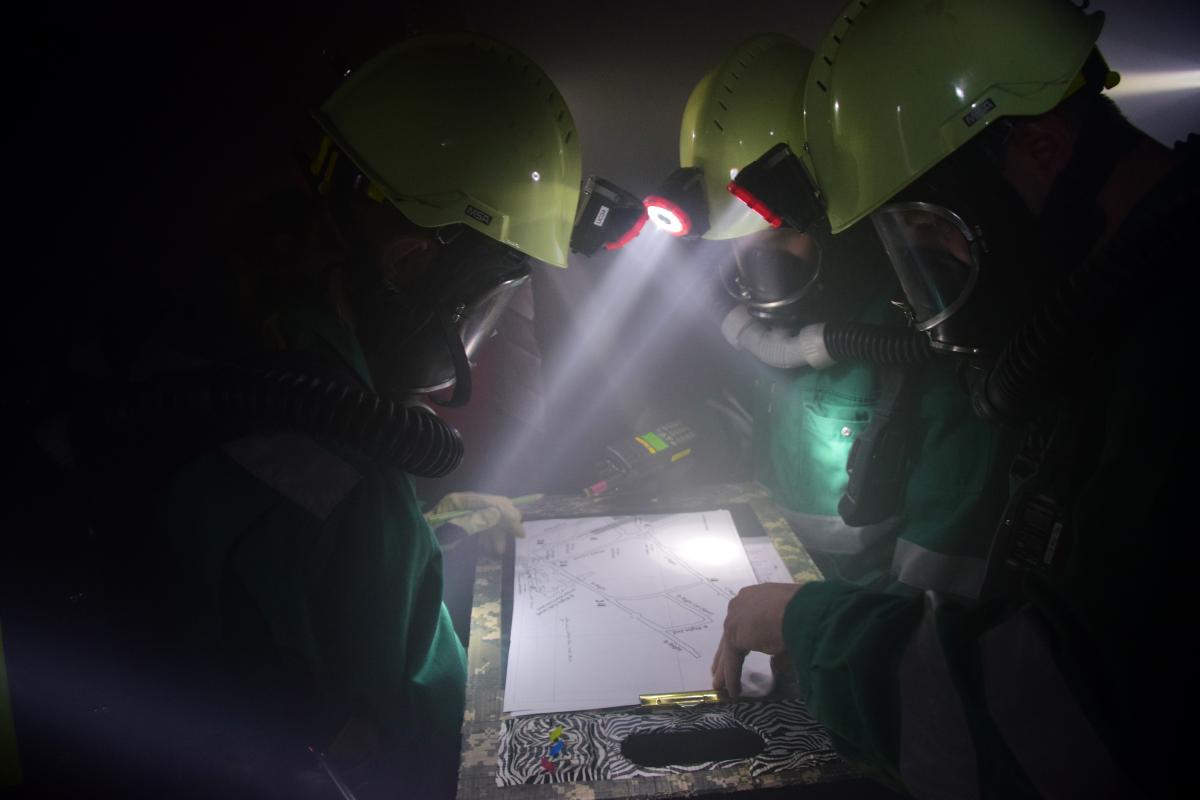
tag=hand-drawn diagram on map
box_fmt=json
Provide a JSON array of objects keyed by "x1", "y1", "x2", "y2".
[{"x1": 503, "y1": 510, "x2": 779, "y2": 715}]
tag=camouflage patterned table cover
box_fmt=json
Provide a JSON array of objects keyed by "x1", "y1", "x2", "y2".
[{"x1": 456, "y1": 482, "x2": 862, "y2": 798}]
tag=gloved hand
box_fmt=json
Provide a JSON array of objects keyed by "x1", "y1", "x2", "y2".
[{"x1": 424, "y1": 492, "x2": 539, "y2": 556}]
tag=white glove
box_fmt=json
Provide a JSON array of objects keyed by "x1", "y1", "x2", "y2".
[{"x1": 424, "y1": 492, "x2": 538, "y2": 555}]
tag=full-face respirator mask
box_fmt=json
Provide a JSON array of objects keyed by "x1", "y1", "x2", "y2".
[
  {"x1": 349, "y1": 222, "x2": 531, "y2": 406},
  {"x1": 722, "y1": 230, "x2": 823, "y2": 328},
  {"x1": 870, "y1": 138, "x2": 1048, "y2": 358}
]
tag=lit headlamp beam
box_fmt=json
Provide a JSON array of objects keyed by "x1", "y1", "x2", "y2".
[
  {"x1": 476, "y1": 193, "x2": 782, "y2": 495},
  {"x1": 1107, "y1": 69, "x2": 1200, "y2": 97},
  {"x1": 563, "y1": 242, "x2": 728, "y2": 440},
  {"x1": 537, "y1": 232, "x2": 678, "y2": 403},
  {"x1": 477, "y1": 232, "x2": 675, "y2": 490}
]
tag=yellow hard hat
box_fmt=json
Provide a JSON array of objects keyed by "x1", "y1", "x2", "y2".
[
  {"x1": 679, "y1": 34, "x2": 813, "y2": 240},
  {"x1": 802, "y1": 0, "x2": 1106, "y2": 232},
  {"x1": 314, "y1": 33, "x2": 583, "y2": 267}
]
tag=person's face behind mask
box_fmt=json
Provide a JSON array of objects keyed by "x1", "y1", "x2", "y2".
[
  {"x1": 727, "y1": 228, "x2": 822, "y2": 327},
  {"x1": 725, "y1": 222, "x2": 899, "y2": 329},
  {"x1": 345, "y1": 200, "x2": 530, "y2": 401},
  {"x1": 870, "y1": 139, "x2": 1050, "y2": 356}
]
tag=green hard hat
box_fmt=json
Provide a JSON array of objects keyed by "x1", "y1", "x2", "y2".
[
  {"x1": 680, "y1": 34, "x2": 813, "y2": 240},
  {"x1": 803, "y1": 0, "x2": 1105, "y2": 233},
  {"x1": 314, "y1": 33, "x2": 582, "y2": 267}
]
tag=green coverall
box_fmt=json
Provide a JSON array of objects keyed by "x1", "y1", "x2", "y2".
[
  {"x1": 752, "y1": 357, "x2": 885, "y2": 582},
  {"x1": 755, "y1": 356, "x2": 1008, "y2": 593},
  {"x1": 749, "y1": 238, "x2": 1009, "y2": 596},
  {"x1": 164, "y1": 304, "x2": 466, "y2": 747},
  {"x1": 778, "y1": 148, "x2": 1196, "y2": 799}
]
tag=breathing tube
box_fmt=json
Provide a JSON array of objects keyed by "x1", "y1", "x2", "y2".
[
  {"x1": 972, "y1": 144, "x2": 1196, "y2": 425},
  {"x1": 721, "y1": 305, "x2": 936, "y2": 369},
  {"x1": 973, "y1": 173, "x2": 1193, "y2": 424},
  {"x1": 104, "y1": 365, "x2": 464, "y2": 477}
]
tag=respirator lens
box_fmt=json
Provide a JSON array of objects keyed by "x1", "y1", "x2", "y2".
[{"x1": 872, "y1": 202, "x2": 979, "y2": 330}]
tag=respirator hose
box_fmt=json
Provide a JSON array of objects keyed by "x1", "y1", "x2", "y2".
[
  {"x1": 823, "y1": 322, "x2": 936, "y2": 365},
  {"x1": 973, "y1": 269, "x2": 1110, "y2": 424},
  {"x1": 722, "y1": 304, "x2": 937, "y2": 369},
  {"x1": 975, "y1": 176, "x2": 1192, "y2": 424},
  {"x1": 120, "y1": 366, "x2": 464, "y2": 477}
]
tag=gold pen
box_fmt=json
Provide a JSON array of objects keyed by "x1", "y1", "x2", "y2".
[{"x1": 639, "y1": 690, "x2": 729, "y2": 708}]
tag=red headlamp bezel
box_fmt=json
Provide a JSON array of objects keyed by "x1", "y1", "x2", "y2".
[{"x1": 643, "y1": 195, "x2": 692, "y2": 237}]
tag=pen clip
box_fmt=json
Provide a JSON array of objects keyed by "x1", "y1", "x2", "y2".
[{"x1": 638, "y1": 690, "x2": 728, "y2": 708}]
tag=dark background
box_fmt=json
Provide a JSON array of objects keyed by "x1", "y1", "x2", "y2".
[
  {"x1": 5, "y1": 1, "x2": 1198, "y2": 797},
  {"x1": 10, "y1": 0, "x2": 1200, "y2": 498}
]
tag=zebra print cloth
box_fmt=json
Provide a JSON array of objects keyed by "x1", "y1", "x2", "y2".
[{"x1": 496, "y1": 697, "x2": 838, "y2": 786}]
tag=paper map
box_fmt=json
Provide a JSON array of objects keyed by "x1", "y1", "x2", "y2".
[{"x1": 503, "y1": 510, "x2": 784, "y2": 716}]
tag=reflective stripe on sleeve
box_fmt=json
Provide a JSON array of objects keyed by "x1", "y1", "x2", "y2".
[
  {"x1": 899, "y1": 591, "x2": 981, "y2": 800},
  {"x1": 223, "y1": 433, "x2": 362, "y2": 520},
  {"x1": 981, "y1": 606, "x2": 1142, "y2": 800},
  {"x1": 892, "y1": 538, "x2": 987, "y2": 600}
]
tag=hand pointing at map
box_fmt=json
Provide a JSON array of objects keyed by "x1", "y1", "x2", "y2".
[
  {"x1": 505, "y1": 511, "x2": 780, "y2": 715},
  {"x1": 712, "y1": 583, "x2": 804, "y2": 697}
]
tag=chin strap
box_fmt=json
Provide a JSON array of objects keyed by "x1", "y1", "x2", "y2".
[{"x1": 430, "y1": 304, "x2": 473, "y2": 408}]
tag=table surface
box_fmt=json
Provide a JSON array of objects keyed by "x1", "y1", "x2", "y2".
[{"x1": 455, "y1": 482, "x2": 861, "y2": 799}]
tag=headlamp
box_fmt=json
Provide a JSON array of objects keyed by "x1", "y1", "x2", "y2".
[
  {"x1": 727, "y1": 143, "x2": 824, "y2": 233},
  {"x1": 644, "y1": 167, "x2": 709, "y2": 239},
  {"x1": 570, "y1": 176, "x2": 649, "y2": 256}
]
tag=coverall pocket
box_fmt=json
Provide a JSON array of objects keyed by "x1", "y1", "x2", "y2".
[{"x1": 768, "y1": 403, "x2": 870, "y2": 517}]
